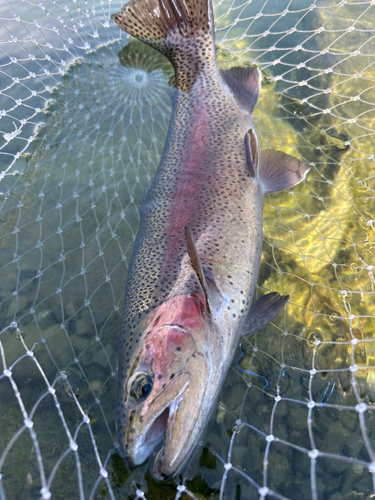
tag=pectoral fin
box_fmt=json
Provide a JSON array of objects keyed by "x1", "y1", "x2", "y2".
[
  {"x1": 258, "y1": 150, "x2": 309, "y2": 195},
  {"x1": 241, "y1": 292, "x2": 289, "y2": 337},
  {"x1": 185, "y1": 227, "x2": 221, "y2": 314}
]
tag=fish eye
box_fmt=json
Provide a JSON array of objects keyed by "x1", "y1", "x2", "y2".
[{"x1": 129, "y1": 372, "x2": 153, "y2": 400}]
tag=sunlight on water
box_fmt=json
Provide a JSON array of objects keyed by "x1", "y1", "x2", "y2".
[{"x1": 213, "y1": 2, "x2": 375, "y2": 497}]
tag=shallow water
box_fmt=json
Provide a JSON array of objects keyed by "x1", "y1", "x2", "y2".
[{"x1": 0, "y1": 0, "x2": 375, "y2": 499}]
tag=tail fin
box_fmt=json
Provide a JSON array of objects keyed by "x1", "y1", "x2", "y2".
[
  {"x1": 111, "y1": 0, "x2": 215, "y2": 89},
  {"x1": 112, "y1": 0, "x2": 210, "y2": 42}
]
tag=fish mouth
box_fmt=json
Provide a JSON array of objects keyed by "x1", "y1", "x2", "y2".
[{"x1": 132, "y1": 375, "x2": 189, "y2": 466}]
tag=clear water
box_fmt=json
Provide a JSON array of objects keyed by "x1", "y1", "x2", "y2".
[{"x1": 0, "y1": 0, "x2": 375, "y2": 499}]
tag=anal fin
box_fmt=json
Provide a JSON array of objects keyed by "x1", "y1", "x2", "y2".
[
  {"x1": 220, "y1": 66, "x2": 261, "y2": 115},
  {"x1": 241, "y1": 292, "x2": 289, "y2": 337}
]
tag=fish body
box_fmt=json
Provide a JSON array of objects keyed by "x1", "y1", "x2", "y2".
[{"x1": 112, "y1": 0, "x2": 308, "y2": 480}]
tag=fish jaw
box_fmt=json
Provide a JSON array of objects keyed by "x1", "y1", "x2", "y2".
[
  {"x1": 117, "y1": 295, "x2": 221, "y2": 477},
  {"x1": 129, "y1": 371, "x2": 191, "y2": 466},
  {"x1": 152, "y1": 363, "x2": 211, "y2": 480}
]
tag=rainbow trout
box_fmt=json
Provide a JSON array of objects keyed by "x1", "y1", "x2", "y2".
[{"x1": 111, "y1": 0, "x2": 308, "y2": 480}]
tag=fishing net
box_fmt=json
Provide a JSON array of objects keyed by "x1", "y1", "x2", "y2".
[{"x1": 0, "y1": 0, "x2": 374, "y2": 498}]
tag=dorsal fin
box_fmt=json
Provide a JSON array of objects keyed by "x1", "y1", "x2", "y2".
[
  {"x1": 185, "y1": 227, "x2": 213, "y2": 314},
  {"x1": 139, "y1": 177, "x2": 153, "y2": 208},
  {"x1": 220, "y1": 66, "x2": 261, "y2": 115}
]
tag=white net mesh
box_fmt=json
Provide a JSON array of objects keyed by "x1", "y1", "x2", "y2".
[{"x1": 0, "y1": 0, "x2": 374, "y2": 499}]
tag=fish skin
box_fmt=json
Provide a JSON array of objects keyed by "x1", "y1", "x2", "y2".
[{"x1": 111, "y1": 0, "x2": 308, "y2": 480}]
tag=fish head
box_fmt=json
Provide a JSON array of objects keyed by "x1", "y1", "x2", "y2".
[{"x1": 117, "y1": 294, "x2": 218, "y2": 480}]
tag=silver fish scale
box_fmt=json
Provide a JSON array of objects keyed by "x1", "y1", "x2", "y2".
[{"x1": 118, "y1": 33, "x2": 263, "y2": 376}]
